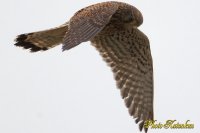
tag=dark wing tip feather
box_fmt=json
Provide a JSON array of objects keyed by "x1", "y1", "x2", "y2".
[
  {"x1": 139, "y1": 121, "x2": 148, "y2": 133},
  {"x1": 137, "y1": 111, "x2": 153, "y2": 133},
  {"x1": 14, "y1": 33, "x2": 48, "y2": 52}
]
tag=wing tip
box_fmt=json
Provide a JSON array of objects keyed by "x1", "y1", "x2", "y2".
[
  {"x1": 14, "y1": 33, "x2": 48, "y2": 52},
  {"x1": 137, "y1": 111, "x2": 154, "y2": 133}
]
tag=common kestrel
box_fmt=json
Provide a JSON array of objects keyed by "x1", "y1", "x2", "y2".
[{"x1": 14, "y1": 1, "x2": 154, "y2": 132}]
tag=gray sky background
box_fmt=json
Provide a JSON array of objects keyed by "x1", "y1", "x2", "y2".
[{"x1": 0, "y1": 0, "x2": 200, "y2": 133}]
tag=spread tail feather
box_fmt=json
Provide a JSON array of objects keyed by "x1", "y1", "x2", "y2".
[{"x1": 14, "y1": 23, "x2": 69, "y2": 52}]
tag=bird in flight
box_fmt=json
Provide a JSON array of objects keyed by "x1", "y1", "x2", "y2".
[{"x1": 14, "y1": 1, "x2": 154, "y2": 132}]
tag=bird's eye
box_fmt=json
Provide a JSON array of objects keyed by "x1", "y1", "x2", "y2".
[{"x1": 124, "y1": 14, "x2": 133, "y2": 23}]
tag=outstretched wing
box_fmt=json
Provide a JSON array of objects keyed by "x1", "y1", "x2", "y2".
[
  {"x1": 62, "y1": 2, "x2": 119, "y2": 50},
  {"x1": 91, "y1": 27, "x2": 153, "y2": 132}
]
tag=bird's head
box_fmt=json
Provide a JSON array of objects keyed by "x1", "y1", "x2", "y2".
[
  {"x1": 130, "y1": 6, "x2": 143, "y2": 27},
  {"x1": 114, "y1": 5, "x2": 143, "y2": 27}
]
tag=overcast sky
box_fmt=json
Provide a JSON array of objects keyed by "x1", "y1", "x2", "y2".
[{"x1": 0, "y1": 0, "x2": 200, "y2": 133}]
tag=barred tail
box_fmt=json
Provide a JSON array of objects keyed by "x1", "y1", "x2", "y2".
[{"x1": 14, "y1": 23, "x2": 69, "y2": 52}]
